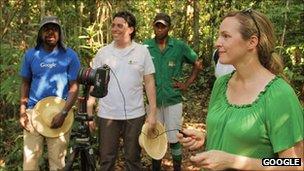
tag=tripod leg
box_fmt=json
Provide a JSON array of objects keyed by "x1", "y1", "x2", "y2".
[
  {"x1": 63, "y1": 148, "x2": 79, "y2": 171},
  {"x1": 80, "y1": 147, "x2": 95, "y2": 171}
]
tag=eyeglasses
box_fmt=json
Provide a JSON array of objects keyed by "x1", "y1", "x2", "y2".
[{"x1": 241, "y1": 9, "x2": 261, "y2": 39}]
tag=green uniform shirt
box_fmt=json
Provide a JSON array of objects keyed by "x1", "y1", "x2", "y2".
[
  {"x1": 206, "y1": 73, "x2": 304, "y2": 158},
  {"x1": 144, "y1": 37, "x2": 197, "y2": 107}
]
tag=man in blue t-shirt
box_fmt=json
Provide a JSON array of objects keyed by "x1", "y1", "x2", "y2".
[{"x1": 19, "y1": 16, "x2": 80, "y2": 170}]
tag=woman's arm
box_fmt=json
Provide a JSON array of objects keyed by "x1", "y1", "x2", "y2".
[
  {"x1": 51, "y1": 80, "x2": 79, "y2": 128},
  {"x1": 190, "y1": 140, "x2": 303, "y2": 170}
]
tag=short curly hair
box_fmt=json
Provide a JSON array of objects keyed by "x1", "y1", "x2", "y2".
[{"x1": 113, "y1": 11, "x2": 136, "y2": 39}]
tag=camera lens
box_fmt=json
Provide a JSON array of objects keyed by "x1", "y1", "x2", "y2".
[
  {"x1": 77, "y1": 68, "x2": 96, "y2": 85},
  {"x1": 77, "y1": 66, "x2": 110, "y2": 98}
]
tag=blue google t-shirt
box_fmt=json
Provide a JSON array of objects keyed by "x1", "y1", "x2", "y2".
[{"x1": 20, "y1": 47, "x2": 80, "y2": 108}]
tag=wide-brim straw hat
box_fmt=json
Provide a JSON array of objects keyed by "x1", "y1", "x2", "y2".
[
  {"x1": 31, "y1": 96, "x2": 74, "y2": 138},
  {"x1": 139, "y1": 121, "x2": 168, "y2": 160}
]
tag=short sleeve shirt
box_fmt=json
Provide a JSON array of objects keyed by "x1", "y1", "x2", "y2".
[
  {"x1": 20, "y1": 47, "x2": 80, "y2": 108},
  {"x1": 92, "y1": 41, "x2": 155, "y2": 120},
  {"x1": 144, "y1": 37, "x2": 198, "y2": 107},
  {"x1": 206, "y1": 73, "x2": 304, "y2": 158}
]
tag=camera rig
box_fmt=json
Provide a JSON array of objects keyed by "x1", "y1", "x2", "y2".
[
  {"x1": 73, "y1": 64, "x2": 110, "y2": 142},
  {"x1": 64, "y1": 65, "x2": 110, "y2": 171}
]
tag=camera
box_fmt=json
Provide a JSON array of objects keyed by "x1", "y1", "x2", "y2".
[
  {"x1": 77, "y1": 65, "x2": 110, "y2": 98},
  {"x1": 65, "y1": 65, "x2": 110, "y2": 170}
]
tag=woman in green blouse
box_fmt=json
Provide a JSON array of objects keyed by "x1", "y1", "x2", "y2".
[{"x1": 177, "y1": 9, "x2": 303, "y2": 170}]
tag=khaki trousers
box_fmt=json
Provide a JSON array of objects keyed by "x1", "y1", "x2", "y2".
[{"x1": 23, "y1": 109, "x2": 70, "y2": 171}]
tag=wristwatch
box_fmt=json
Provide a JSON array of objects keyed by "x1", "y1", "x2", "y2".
[{"x1": 61, "y1": 110, "x2": 68, "y2": 117}]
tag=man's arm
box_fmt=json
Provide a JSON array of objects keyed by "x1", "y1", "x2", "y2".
[
  {"x1": 86, "y1": 86, "x2": 97, "y2": 131},
  {"x1": 51, "y1": 80, "x2": 79, "y2": 128},
  {"x1": 19, "y1": 77, "x2": 30, "y2": 131},
  {"x1": 87, "y1": 86, "x2": 96, "y2": 116},
  {"x1": 185, "y1": 59, "x2": 203, "y2": 86},
  {"x1": 174, "y1": 59, "x2": 202, "y2": 91},
  {"x1": 144, "y1": 74, "x2": 157, "y2": 130},
  {"x1": 62, "y1": 80, "x2": 79, "y2": 113}
]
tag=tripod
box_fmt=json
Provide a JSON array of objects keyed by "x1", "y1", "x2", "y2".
[{"x1": 64, "y1": 85, "x2": 96, "y2": 171}]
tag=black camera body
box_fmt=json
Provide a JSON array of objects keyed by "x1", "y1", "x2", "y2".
[{"x1": 77, "y1": 65, "x2": 110, "y2": 98}]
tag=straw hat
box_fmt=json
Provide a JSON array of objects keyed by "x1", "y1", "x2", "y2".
[
  {"x1": 31, "y1": 96, "x2": 74, "y2": 138},
  {"x1": 139, "y1": 121, "x2": 168, "y2": 160}
]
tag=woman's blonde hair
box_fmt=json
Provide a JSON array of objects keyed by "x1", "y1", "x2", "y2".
[{"x1": 224, "y1": 9, "x2": 284, "y2": 76}]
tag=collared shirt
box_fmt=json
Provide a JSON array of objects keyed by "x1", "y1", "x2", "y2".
[
  {"x1": 144, "y1": 37, "x2": 197, "y2": 107},
  {"x1": 92, "y1": 41, "x2": 155, "y2": 120}
]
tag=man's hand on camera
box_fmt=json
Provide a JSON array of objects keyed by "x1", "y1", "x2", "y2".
[
  {"x1": 51, "y1": 112, "x2": 66, "y2": 129},
  {"x1": 88, "y1": 120, "x2": 96, "y2": 132}
]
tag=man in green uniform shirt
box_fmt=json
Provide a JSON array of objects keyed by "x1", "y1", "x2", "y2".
[{"x1": 144, "y1": 12, "x2": 202, "y2": 171}]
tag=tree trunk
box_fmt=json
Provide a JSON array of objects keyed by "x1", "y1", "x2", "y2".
[
  {"x1": 39, "y1": 0, "x2": 45, "y2": 19},
  {"x1": 181, "y1": 1, "x2": 189, "y2": 40},
  {"x1": 193, "y1": 0, "x2": 200, "y2": 53},
  {"x1": 279, "y1": 0, "x2": 289, "y2": 55},
  {"x1": 79, "y1": 1, "x2": 84, "y2": 34}
]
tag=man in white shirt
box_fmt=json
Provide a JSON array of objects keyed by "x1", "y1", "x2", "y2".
[{"x1": 87, "y1": 11, "x2": 157, "y2": 171}]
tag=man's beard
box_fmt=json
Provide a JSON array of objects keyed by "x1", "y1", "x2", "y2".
[
  {"x1": 44, "y1": 39, "x2": 58, "y2": 48},
  {"x1": 156, "y1": 34, "x2": 168, "y2": 41}
]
